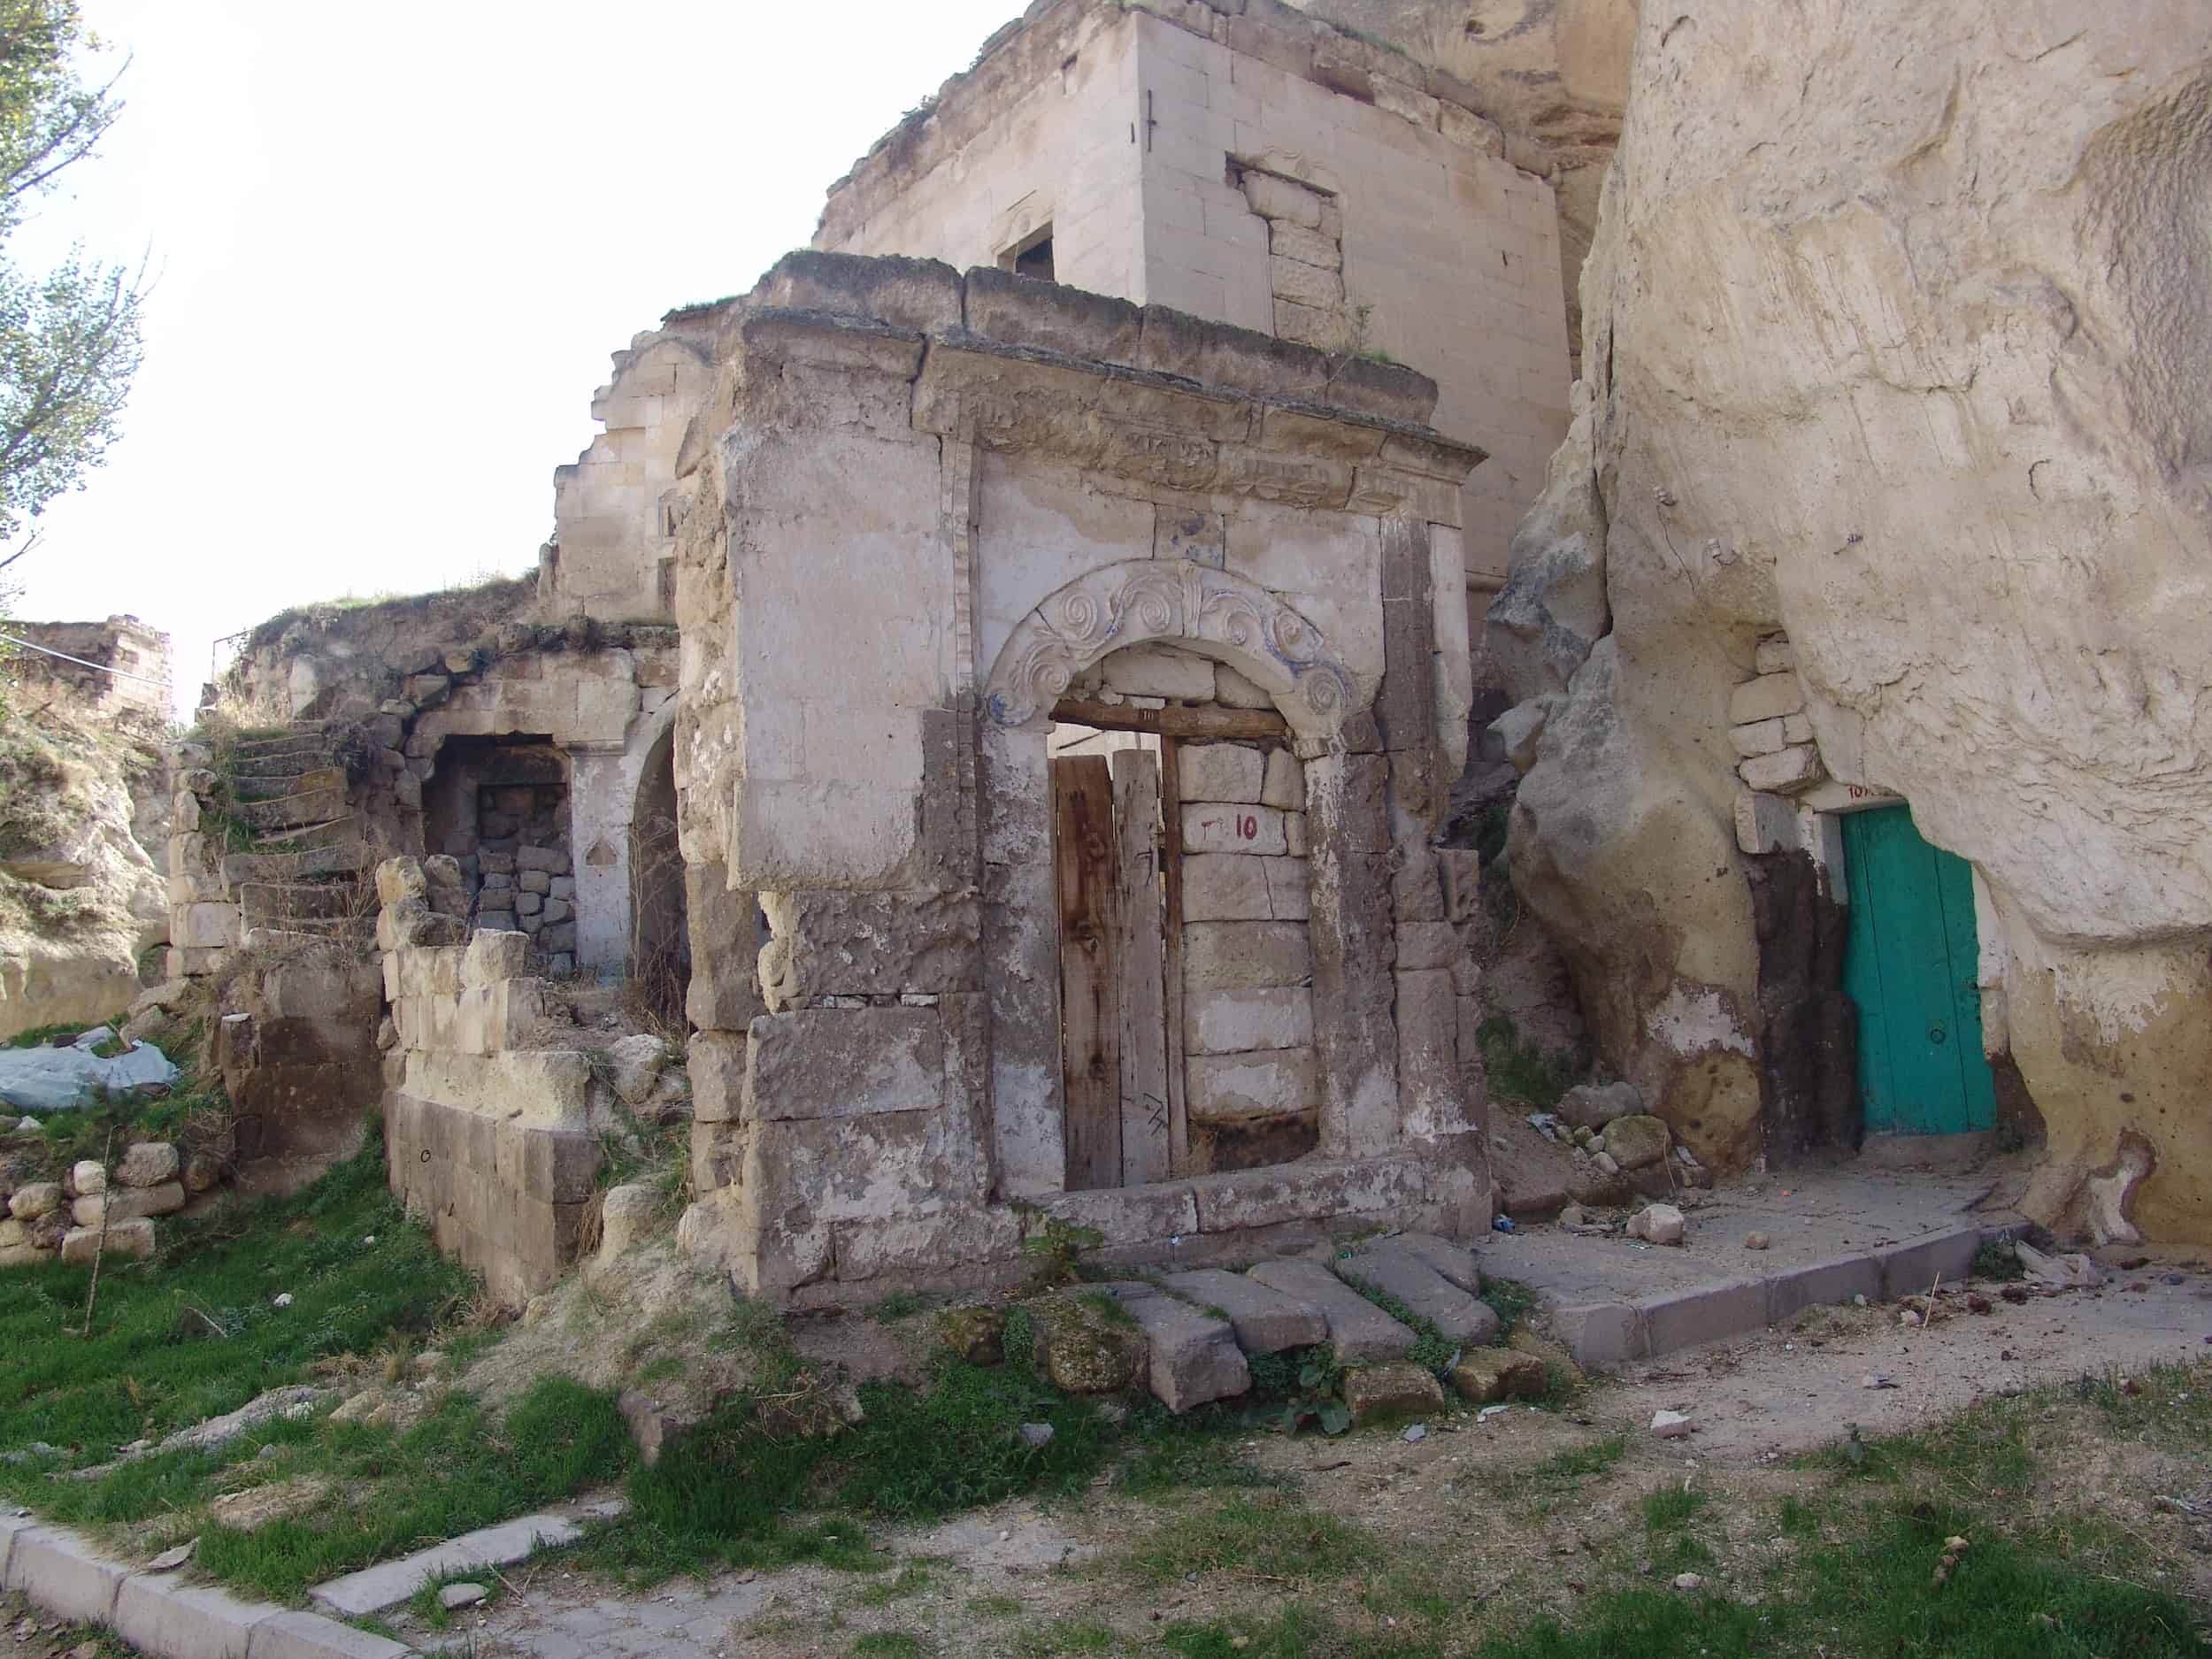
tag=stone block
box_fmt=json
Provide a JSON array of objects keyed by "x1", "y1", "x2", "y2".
[
  {"x1": 1739, "y1": 743, "x2": 1824, "y2": 793},
  {"x1": 686, "y1": 1030, "x2": 746, "y2": 1124},
  {"x1": 1262, "y1": 856, "x2": 1309, "y2": 920},
  {"x1": 73, "y1": 1184, "x2": 183, "y2": 1226},
  {"x1": 177, "y1": 901, "x2": 238, "y2": 950},
  {"x1": 1599, "y1": 1114, "x2": 1670, "y2": 1171},
  {"x1": 461, "y1": 929, "x2": 529, "y2": 987},
  {"x1": 60, "y1": 1218, "x2": 154, "y2": 1263},
  {"x1": 1214, "y1": 664, "x2": 1275, "y2": 709},
  {"x1": 755, "y1": 249, "x2": 963, "y2": 333},
  {"x1": 745, "y1": 1007, "x2": 942, "y2": 1120},
  {"x1": 1784, "y1": 711, "x2": 1813, "y2": 743},
  {"x1": 115, "y1": 1141, "x2": 179, "y2": 1187},
  {"x1": 1187, "y1": 1047, "x2": 1316, "y2": 1120},
  {"x1": 1440, "y1": 102, "x2": 1505, "y2": 155},
  {"x1": 1179, "y1": 741, "x2": 1265, "y2": 804},
  {"x1": 1183, "y1": 921, "x2": 1311, "y2": 988},
  {"x1": 1034, "y1": 1183, "x2": 1198, "y2": 1247},
  {"x1": 1248, "y1": 1257, "x2": 1414, "y2": 1363},
  {"x1": 1874, "y1": 1225, "x2": 1983, "y2": 1301},
  {"x1": 1765, "y1": 1253, "x2": 1883, "y2": 1324},
  {"x1": 1336, "y1": 1240, "x2": 1499, "y2": 1346},
  {"x1": 1283, "y1": 813, "x2": 1309, "y2": 856},
  {"x1": 1161, "y1": 1268, "x2": 1328, "y2": 1354},
  {"x1": 1123, "y1": 1294, "x2": 1250, "y2": 1412},
  {"x1": 9, "y1": 1181, "x2": 61, "y2": 1220},
  {"x1": 1184, "y1": 853, "x2": 1273, "y2": 921},
  {"x1": 1240, "y1": 170, "x2": 1325, "y2": 227},
  {"x1": 1343, "y1": 1360, "x2": 1445, "y2": 1425},
  {"x1": 1101, "y1": 646, "x2": 1215, "y2": 700},
  {"x1": 1548, "y1": 1301, "x2": 1645, "y2": 1369},
  {"x1": 4, "y1": 1525, "x2": 127, "y2": 1624},
  {"x1": 249, "y1": 1610, "x2": 415, "y2": 1659},
  {"x1": 518, "y1": 869, "x2": 552, "y2": 895},
  {"x1": 1448, "y1": 1347, "x2": 1548, "y2": 1403},
  {"x1": 1269, "y1": 253, "x2": 1344, "y2": 309},
  {"x1": 1733, "y1": 790, "x2": 1800, "y2": 856},
  {"x1": 1729, "y1": 718, "x2": 1786, "y2": 757},
  {"x1": 1392, "y1": 1231, "x2": 1483, "y2": 1294},
  {"x1": 1267, "y1": 220, "x2": 1340, "y2": 271},
  {"x1": 1755, "y1": 636, "x2": 1797, "y2": 675},
  {"x1": 964, "y1": 265, "x2": 1141, "y2": 364},
  {"x1": 115, "y1": 1573, "x2": 273, "y2": 1659},
  {"x1": 1728, "y1": 671, "x2": 1804, "y2": 726},
  {"x1": 1395, "y1": 920, "x2": 1457, "y2": 972},
  {"x1": 1188, "y1": 986, "x2": 1313, "y2": 1056},
  {"x1": 1640, "y1": 1278, "x2": 1770, "y2": 1359},
  {"x1": 1259, "y1": 748, "x2": 1305, "y2": 810},
  {"x1": 1183, "y1": 803, "x2": 1286, "y2": 855}
]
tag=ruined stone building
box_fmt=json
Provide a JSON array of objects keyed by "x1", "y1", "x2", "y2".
[{"x1": 121, "y1": 0, "x2": 2212, "y2": 1301}]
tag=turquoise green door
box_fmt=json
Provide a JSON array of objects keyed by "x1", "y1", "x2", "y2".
[{"x1": 1841, "y1": 804, "x2": 1998, "y2": 1135}]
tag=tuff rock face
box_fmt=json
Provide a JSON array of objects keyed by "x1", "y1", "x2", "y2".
[{"x1": 1491, "y1": 1, "x2": 2212, "y2": 1233}]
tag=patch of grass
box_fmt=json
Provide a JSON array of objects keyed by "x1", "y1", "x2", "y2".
[
  {"x1": 1973, "y1": 1239, "x2": 2026, "y2": 1280},
  {"x1": 1126, "y1": 1494, "x2": 1373, "y2": 1586},
  {"x1": 1640, "y1": 1480, "x2": 1713, "y2": 1572},
  {"x1": 1336, "y1": 1270, "x2": 1455, "y2": 1377},
  {"x1": 853, "y1": 1633, "x2": 932, "y2": 1659},
  {"x1": 1162, "y1": 1605, "x2": 1440, "y2": 1659},
  {"x1": 1477, "y1": 1277, "x2": 1538, "y2": 1336},
  {"x1": 1488, "y1": 1434, "x2": 1626, "y2": 1502},
  {"x1": 856, "y1": 1564, "x2": 933, "y2": 1607},
  {"x1": 872, "y1": 1289, "x2": 928, "y2": 1324},
  {"x1": 1016, "y1": 1617, "x2": 1118, "y2": 1656},
  {"x1": 968, "y1": 1594, "x2": 1023, "y2": 1618},
  {"x1": 574, "y1": 1353, "x2": 1141, "y2": 1586},
  {"x1": 1477, "y1": 1016, "x2": 1581, "y2": 1110}
]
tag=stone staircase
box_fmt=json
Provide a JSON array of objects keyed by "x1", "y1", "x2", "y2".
[
  {"x1": 219, "y1": 727, "x2": 371, "y2": 948},
  {"x1": 1068, "y1": 1232, "x2": 1516, "y2": 1418},
  {"x1": 166, "y1": 724, "x2": 376, "y2": 976}
]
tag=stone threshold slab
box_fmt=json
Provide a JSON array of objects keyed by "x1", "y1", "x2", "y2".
[
  {"x1": 1545, "y1": 1222, "x2": 1998, "y2": 1369},
  {"x1": 307, "y1": 1496, "x2": 626, "y2": 1619},
  {"x1": 0, "y1": 1509, "x2": 408, "y2": 1659}
]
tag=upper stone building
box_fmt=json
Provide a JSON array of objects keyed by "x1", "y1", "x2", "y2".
[{"x1": 812, "y1": 0, "x2": 1571, "y2": 624}]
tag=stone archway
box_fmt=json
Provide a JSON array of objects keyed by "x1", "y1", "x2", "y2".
[
  {"x1": 629, "y1": 718, "x2": 688, "y2": 1021},
  {"x1": 983, "y1": 560, "x2": 1356, "y2": 734}
]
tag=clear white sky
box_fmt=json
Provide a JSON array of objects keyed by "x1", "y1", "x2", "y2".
[{"x1": 9, "y1": 0, "x2": 1018, "y2": 715}]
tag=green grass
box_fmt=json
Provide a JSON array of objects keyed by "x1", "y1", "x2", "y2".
[
  {"x1": 1477, "y1": 1277, "x2": 1537, "y2": 1337},
  {"x1": 1486, "y1": 1434, "x2": 1626, "y2": 1503},
  {"x1": 1476, "y1": 1017, "x2": 1581, "y2": 1110},
  {"x1": 852, "y1": 1634, "x2": 932, "y2": 1659},
  {"x1": 0, "y1": 1125, "x2": 636, "y2": 1602},
  {"x1": 856, "y1": 1565, "x2": 933, "y2": 1607},
  {"x1": 1017, "y1": 1617, "x2": 1118, "y2": 1656},
  {"x1": 1125, "y1": 1494, "x2": 1373, "y2": 1586}
]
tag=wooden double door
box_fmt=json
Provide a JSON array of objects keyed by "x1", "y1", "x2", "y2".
[{"x1": 1050, "y1": 749, "x2": 1177, "y2": 1190}]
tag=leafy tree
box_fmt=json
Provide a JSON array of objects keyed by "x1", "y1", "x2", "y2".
[{"x1": 0, "y1": 0, "x2": 142, "y2": 588}]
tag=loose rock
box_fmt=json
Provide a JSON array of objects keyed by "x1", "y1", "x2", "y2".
[
  {"x1": 1627, "y1": 1203, "x2": 1686, "y2": 1246},
  {"x1": 439, "y1": 1582, "x2": 489, "y2": 1611},
  {"x1": 1650, "y1": 1409, "x2": 1694, "y2": 1438},
  {"x1": 1342, "y1": 1361, "x2": 1446, "y2": 1426}
]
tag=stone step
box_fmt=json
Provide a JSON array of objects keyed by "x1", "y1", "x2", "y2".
[
  {"x1": 231, "y1": 764, "x2": 347, "y2": 802},
  {"x1": 239, "y1": 881, "x2": 360, "y2": 922},
  {"x1": 227, "y1": 724, "x2": 337, "y2": 753},
  {"x1": 222, "y1": 841, "x2": 368, "y2": 886},
  {"x1": 243, "y1": 819, "x2": 361, "y2": 857},
  {"x1": 1245, "y1": 1257, "x2": 1417, "y2": 1364},
  {"x1": 226, "y1": 747, "x2": 345, "y2": 779},
  {"x1": 1160, "y1": 1267, "x2": 1329, "y2": 1355},
  {"x1": 234, "y1": 786, "x2": 349, "y2": 832},
  {"x1": 1094, "y1": 1283, "x2": 1249, "y2": 1413},
  {"x1": 1334, "y1": 1240, "x2": 1501, "y2": 1348}
]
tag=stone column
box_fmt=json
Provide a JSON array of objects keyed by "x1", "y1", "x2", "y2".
[{"x1": 565, "y1": 743, "x2": 631, "y2": 976}]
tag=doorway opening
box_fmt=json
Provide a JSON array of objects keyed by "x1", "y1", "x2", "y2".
[
  {"x1": 630, "y1": 721, "x2": 689, "y2": 1025},
  {"x1": 1046, "y1": 646, "x2": 1318, "y2": 1192},
  {"x1": 1839, "y1": 803, "x2": 1997, "y2": 1136}
]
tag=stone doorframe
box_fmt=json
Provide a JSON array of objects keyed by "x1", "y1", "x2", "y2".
[{"x1": 979, "y1": 556, "x2": 1453, "y2": 1211}]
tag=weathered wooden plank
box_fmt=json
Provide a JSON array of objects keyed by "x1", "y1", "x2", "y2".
[
  {"x1": 1052, "y1": 756, "x2": 1121, "y2": 1192},
  {"x1": 1051, "y1": 698, "x2": 1288, "y2": 740},
  {"x1": 1158, "y1": 738, "x2": 1192, "y2": 1179},
  {"x1": 1113, "y1": 748, "x2": 1170, "y2": 1188}
]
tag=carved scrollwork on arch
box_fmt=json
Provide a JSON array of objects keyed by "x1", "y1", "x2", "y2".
[{"x1": 983, "y1": 560, "x2": 1359, "y2": 732}]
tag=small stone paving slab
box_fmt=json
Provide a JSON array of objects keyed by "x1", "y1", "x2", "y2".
[
  {"x1": 1336, "y1": 1239, "x2": 1501, "y2": 1347},
  {"x1": 1160, "y1": 1267, "x2": 1330, "y2": 1354}
]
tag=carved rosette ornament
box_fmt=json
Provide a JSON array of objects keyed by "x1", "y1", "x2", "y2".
[{"x1": 984, "y1": 560, "x2": 1356, "y2": 728}]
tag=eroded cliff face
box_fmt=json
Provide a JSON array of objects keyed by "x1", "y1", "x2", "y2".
[{"x1": 1491, "y1": 1, "x2": 2212, "y2": 1232}]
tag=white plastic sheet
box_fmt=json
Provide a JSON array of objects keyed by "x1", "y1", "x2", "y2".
[{"x1": 0, "y1": 1025, "x2": 180, "y2": 1111}]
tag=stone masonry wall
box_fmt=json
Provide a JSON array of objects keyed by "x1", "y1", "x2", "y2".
[
  {"x1": 374, "y1": 858, "x2": 601, "y2": 1306},
  {"x1": 6, "y1": 616, "x2": 172, "y2": 727}
]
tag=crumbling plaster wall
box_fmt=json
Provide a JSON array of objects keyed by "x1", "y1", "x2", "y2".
[
  {"x1": 814, "y1": 0, "x2": 1571, "y2": 603},
  {"x1": 667, "y1": 251, "x2": 1494, "y2": 1300},
  {"x1": 1487, "y1": 0, "x2": 2212, "y2": 1237}
]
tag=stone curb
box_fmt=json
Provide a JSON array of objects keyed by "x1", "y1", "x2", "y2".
[
  {"x1": 1546, "y1": 1222, "x2": 1991, "y2": 1370},
  {"x1": 0, "y1": 1510, "x2": 409, "y2": 1659},
  {"x1": 306, "y1": 1498, "x2": 624, "y2": 1619}
]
